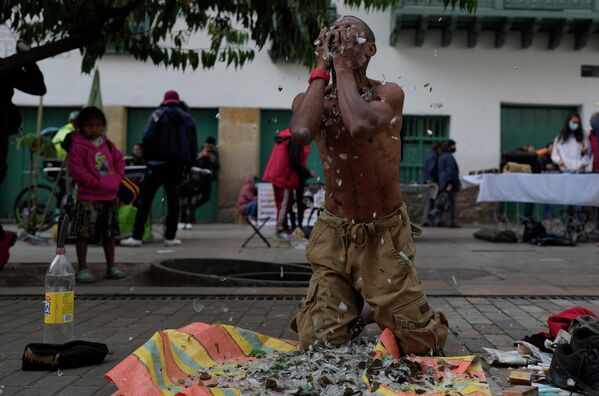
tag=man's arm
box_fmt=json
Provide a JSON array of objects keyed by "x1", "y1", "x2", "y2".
[
  {"x1": 335, "y1": 72, "x2": 404, "y2": 140},
  {"x1": 331, "y1": 30, "x2": 404, "y2": 140},
  {"x1": 289, "y1": 27, "x2": 330, "y2": 145}
]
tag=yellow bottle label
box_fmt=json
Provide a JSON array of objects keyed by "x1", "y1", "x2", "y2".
[{"x1": 44, "y1": 292, "x2": 74, "y2": 324}]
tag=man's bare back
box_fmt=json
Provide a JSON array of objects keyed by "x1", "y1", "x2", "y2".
[{"x1": 290, "y1": 16, "x2": 405, "y2": 223}]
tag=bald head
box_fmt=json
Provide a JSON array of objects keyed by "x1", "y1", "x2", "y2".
[{"x1": 336, "y1": 15, "x2": 376, "y2": 43}]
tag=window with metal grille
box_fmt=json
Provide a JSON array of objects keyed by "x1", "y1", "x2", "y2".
[{"x1": 400, "y1": 115, "x2": 450, "y2": 183}]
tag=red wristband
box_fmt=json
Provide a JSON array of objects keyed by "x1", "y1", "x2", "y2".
[{"x1": 308, "y1": 68, "x2": 330, "y2": 85}]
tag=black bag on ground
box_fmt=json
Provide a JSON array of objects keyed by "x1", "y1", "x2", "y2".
[
  {"x1": 473, "y1": 228, "x2": 518, "y2": 243},
  {"x1": 531, "y1": 234, "x2": 576, "y2": 247},
  {"x1": 522, "y1": 218, "x2": 547, "y2": 242},
  {"x1": 435, "y1": 191, "x2": 450, "y2": 212},
  {"x1": 22, "y1": 340, "x2": 108, "y2": 370}
]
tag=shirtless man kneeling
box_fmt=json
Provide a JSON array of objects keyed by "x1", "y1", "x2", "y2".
[{"x1": 289, "y1": 16, "x2": 448, "y2": 355}]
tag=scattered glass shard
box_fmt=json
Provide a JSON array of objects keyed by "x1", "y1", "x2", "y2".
[
  {"x1": 336, "y1": 178, "x2": 342, "y2": 187},
  {"x1": 215, "y1": 113, "x2": 220, "y2": 119},
  {"x1": 373, "y1": 212, "x2": 377, "y2": 218},
  {"x1": 387, "y1": 278, "x2": 391, "y2": 284},
  {"x1": 128, "y1": 336, "x2": 134, "y2": 342},
  {"x1": 356, "y1": 37, "x2": 367, "y2": 44},
  {"x1": 451, "y1": 275, "x2": 458, "y2": 285},
  {"x1": 391, "y1": 136, "x2": 399, "y2": 140},
  {"x1": 339, "y1": 302, "x2": 348, "y2": 312},
  {"x1": 57, "y1": 369, "x2": 63, "y2": 377},
  {"x1": 314, "y1": 39, "x2": 321, "y2": 46},
  {"x1": 427, "y1": 129, "x2": 434, "y2": 136},
  {"x1": 339, "y1": 153, "x2": 347, "y2": 160},
  {"x1": 438, "y1": 17, "x2": 443, "y2": 22},
  {"x1": 380, "y1": 237, "x2": 385, "y2": 245}
]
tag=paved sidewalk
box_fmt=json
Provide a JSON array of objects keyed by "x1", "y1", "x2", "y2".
[
  {"x1": 1, "y1": 295, "x2": 599, "y2": 395},
  {"x1": 1, "y1": 224, "x2": 598, "y2": 394},
  {"x1": 2, "y1": 224, "x2": 599, "y2": 296}
]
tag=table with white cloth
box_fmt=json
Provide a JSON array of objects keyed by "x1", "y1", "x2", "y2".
[{"x1": 461, "y1": 173, "x2": 599, "y2": 206}]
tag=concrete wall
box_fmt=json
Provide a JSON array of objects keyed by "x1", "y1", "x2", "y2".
[
  {"x1": 217, "y1": 108, "x2": 261, "y2": 221},
  {"x1": 8, "y1": 5, "x2": 599, "y2": 176}
]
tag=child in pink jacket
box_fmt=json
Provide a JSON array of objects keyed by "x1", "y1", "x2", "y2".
[{"x1": 68, "y1": 107, "x2": 126, "y2": 283}]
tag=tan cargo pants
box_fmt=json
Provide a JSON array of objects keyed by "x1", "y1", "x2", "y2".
[{"x1": 292, "y1": 203, "x2": 448, "y2": 354}]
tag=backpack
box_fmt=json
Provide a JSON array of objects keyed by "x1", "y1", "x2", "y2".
[
  {"x1": 435, "y1": 191, "x2": 451, "y2": 212},
  {"x1": 522, "y1": 219, "x2": 546, "y2": 242}
]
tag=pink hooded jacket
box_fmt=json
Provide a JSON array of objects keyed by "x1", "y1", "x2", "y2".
[{"x1": 68, "y1": 133, "x2": 125, "y2": 201}]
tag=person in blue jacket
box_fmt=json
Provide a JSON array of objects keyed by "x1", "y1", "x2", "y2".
[
  {"x1": 421, "y1": 143, "x2": 441, "y2": 226},
  {"x1": 430, "y1": 139, "x2": 461, "y2": 227}
]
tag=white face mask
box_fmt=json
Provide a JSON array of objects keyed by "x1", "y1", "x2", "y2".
[{"x1": 569, "y1": 122, "x2": 580, "y2": 131}]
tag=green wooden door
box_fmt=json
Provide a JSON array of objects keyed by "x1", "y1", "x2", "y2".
[
  {"x1": 259, "y1": 110, "x2": 323, "y2": 182},
  {"x1": 126, "y1": 107, "x2": 219, "y2": 222},
  {"x1": 0, "y1": 107, "x2": 78, "y2": 219},
  {"x1": 400, "y1": 116, "x2": 450, "y2": 183},
  {"x1": 500, "y1": 105, "x2": 577, "y2": 153},
  {"x1": 500, "y1": 105, "x2": 578, "y2": 219}
]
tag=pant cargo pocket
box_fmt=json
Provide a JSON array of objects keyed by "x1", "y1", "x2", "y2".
[{"x1": 392, "y1": 297, "x2": 449, "y2": 355}]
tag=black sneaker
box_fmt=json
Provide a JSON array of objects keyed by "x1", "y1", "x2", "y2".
[
  {"x1": 547, "y1": 343, "x2": 599, "y2": 395},
  {"x1": 571, "y1": 326, "x2": 599, "y2": 352}
]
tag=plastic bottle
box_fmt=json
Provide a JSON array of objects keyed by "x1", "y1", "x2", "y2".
[{"x1": 43, "y1": 215, "x2": 75, "y2": 343}]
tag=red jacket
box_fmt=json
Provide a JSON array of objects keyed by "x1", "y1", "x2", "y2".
[
  {"x1": 68, "y1": 133, "x2": 125, "y2": 201},
  {"x1": 262, "y1": 129, "x2": 300, "y2": 190},
  {"x1": 236, "y1": 174, "x2": 257, "y2": 214}
]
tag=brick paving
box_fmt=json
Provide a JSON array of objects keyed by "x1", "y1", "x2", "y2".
[{"x1": 1, "y1": 295, "x2": 598, "y2": 395}]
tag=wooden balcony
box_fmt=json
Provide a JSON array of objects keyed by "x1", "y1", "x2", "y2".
[{"x1": 390, "y1": 0, "x2": 599, "y2": 49}]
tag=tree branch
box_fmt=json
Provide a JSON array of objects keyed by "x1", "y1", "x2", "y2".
[{"x1": 0, "y1": 35, "x2": 88, "y2": 77}]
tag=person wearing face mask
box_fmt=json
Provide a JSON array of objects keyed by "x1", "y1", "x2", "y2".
[
  {"x1": 430, "y1": 139, "x2": 461, "y2": 227},
  {"x1": 551, "y1": 114, "x2": 592, "y2": 173}
]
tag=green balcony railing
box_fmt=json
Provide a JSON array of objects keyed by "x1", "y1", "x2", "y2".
[{"x1": 390, "y1": 0, "x2": 599, "y2": 49}]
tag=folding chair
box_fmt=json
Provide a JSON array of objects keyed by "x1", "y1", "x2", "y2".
[{"x1": 242, "y1": 216, "x2": 271, "y2": 248}]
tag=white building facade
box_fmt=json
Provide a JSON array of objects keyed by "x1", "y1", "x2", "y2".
[{"x1": 4, "y1": 1, "x2": 599, "y2": 220}]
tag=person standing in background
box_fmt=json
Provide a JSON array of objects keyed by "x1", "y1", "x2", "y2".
[
  {"x1": 551, "y1": 114, "x2": 592, "y2": 173},
  {"x1": 121, "y1": 90, "x2": 197, "y2": 247},
  {"x1": 179, "y1": 137, "x2": 219, "y2": 230},
  {"x1": 430, "y1": 139, "x2": 461, "y2": 228},
  {"x1": 68, "y1": 107, "x2": 126, "y2": 283},
  {"x1": 289, "y1": 140, "x2": 314, "y2": 231},
  {"x1": 0, "y1": 41, "x2": 46, "y2": 269},
  {"x1": 421, "y1": 142, "x2": 441, "y2": 227},
  {"x1": 263, "y1": 128, "x2": 300, "y2": 239}
]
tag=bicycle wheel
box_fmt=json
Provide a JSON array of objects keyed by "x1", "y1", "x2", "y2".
[{"x1": 13, "y1": 184, "x2": 56, "y2": 232}]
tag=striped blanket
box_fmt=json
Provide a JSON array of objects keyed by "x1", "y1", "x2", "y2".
[{"x1": 105, "y1": 323, "x2": 490, "y2": 396}]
